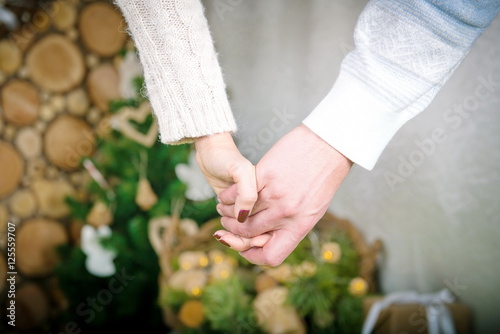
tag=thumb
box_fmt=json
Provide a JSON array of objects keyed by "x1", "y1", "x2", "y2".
[
  {"x1": 231, "y1": 162, "x2": 258, "y2": 223},
  {"x1": 240, "y1": 229, "x2": 299, "y2": 267},
  {"x1": 213, "y1": 230, "x2": 272, "y2": 252},
  {"x1": 217, "y1": 183, "x2": 238, "y2": 206}
]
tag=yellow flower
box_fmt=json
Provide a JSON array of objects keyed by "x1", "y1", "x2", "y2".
[
  {"x1": 254, "y1": 273, "x2": 278, "y2": 293},
  {"x1": 265, "y1": 264, "x2": 293, "y2": 283},
  {"x1": 293, "y1": 261, "x2": 317, "y2": 277},
  {"x1": 168, "y1": 269, "x2": 208, "y2": 296},
  {"x1": 253, "y1": 287, "x2": 306, "y2": 334},
  {"x1": 208, "y1": 250, "x2": 226, "y2": 265},
  {"x1": 190, "y1": 286, "x2": 202, "y2": 297},
  {"x1": 199, "y1": 255, "x2": 209, "y2": 268},
  {"x1": 179, "y1": 251, "x2": 209, "y2": 270},
  {"x1": 348, "y1": 277, "x2": 368, "y2": 296},
  {"x1": 179, "y1": 300, "x2": 205, "y2": 328},
  {"x1": 321, "y1": 242, "x2": 342, "y2": 263},
  {"x1": 208, "y1": 250, "x2": 237, "y2": 267},
  {"x1": 209, "y1": 262, "x2": 234, "y2": 281}
]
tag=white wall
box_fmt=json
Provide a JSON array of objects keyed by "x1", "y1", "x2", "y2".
[{"x1": 203, "y1": 1, "x2": 500, "y2": 333}]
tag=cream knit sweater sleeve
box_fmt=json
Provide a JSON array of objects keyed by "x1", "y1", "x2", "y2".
[{"x1": 114, "y1": 0, "x2": 237, "y2": 145}]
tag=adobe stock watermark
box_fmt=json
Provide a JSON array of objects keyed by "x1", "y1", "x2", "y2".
[
  {"x1": 406, "y1": 277, "x2": 468, "y2": 333},
  {"x1": 385, "y1": 73, "x2": 500, "y2": 192},
  {"x1": 251, "y1": 287, "x2": 290, "y2": 334},
  {"x1": 6, "y1": 222, "x2": 17, "y2": 327},
  {"x1": 338, "y1": 17, "x2": 383, "y2": 57},
  {"x1": 8, "y1": 0, "x2": 64, "y2": 49},
  {"x1": 48, "y1": 267, "x2": 135, "y2": 334},
  {"x1": 213, "y1": 0, "x2": 243, "y2": 21},
  {"x1": 200, "y1": 285, "x2": 285, "y2": 334},
  {"x1": 238, "y1": 106, "x2": 296, "y2": 161},
  {"x1": 64, "y1": 114, "x2": 118, "y2": 169}
]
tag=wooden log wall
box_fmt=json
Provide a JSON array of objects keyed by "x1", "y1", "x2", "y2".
[{"x1": 0, "y1": 0, "x2": 133, "y2": 331}]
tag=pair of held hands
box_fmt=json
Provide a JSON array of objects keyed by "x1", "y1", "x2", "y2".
[{"x1": 195, "y1": 124, "x2": 353, "y2": 266}]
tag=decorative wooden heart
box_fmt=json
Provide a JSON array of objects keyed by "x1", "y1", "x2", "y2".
[{"x1": 113, "y1": 101, "x2": 159, "y2": 147}]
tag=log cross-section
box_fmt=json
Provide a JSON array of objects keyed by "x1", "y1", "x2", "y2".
[{"x1": 26, "y1": 34, "x2": 85, "y2": 93}]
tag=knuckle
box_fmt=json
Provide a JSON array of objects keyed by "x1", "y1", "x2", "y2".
[
  {"x1": 240, "y1": 231, "x2": 253, "y2": 239},
  {"x1": 266, "y1": 188, "x2": 286, "y2": 204},
  {"x1": 277, "y1": 202, "x2": 300, "y2": 218},
  {"x1": 230, "y1": 161, "x2": 254, "y2": 179},
  {"x1": 243, "y1": 193, "x2": 258, "y2": 205},
  {"x1": 263, "y1": 255, "x2": 284, "y2": 267},
  {"x1": 260, "y1": 167, "x2": 276, "y2": 184},
  {"x1": 228, "y1": 225, "x2": 253, "y2": 239}
]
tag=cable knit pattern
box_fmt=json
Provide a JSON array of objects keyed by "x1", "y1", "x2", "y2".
[
  {"x1": 114, "y1": 0, "x2": 237, "y2": 145},
  {"x1": 116, "y1": 0, "x2": 499, "y2": 164},
  {"x1": 304, "y1": 0, "x2": 500, "y2": 170}
]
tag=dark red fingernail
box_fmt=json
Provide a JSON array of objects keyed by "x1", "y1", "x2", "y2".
[
  {"x1": 213, "y1": 233, "x2": 221, "y2": 240},
  {"x1": 218, "y1": 239, "x2": 231, "y2": 247},
  {"x1": 237, "y1": 210, "x2": 250, "y2": 223}
]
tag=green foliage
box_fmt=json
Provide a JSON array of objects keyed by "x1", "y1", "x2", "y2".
[
  {"x1": 163, "y1": 287, "x2": 191, "y2": 312},
  {"x1": 55, "y1": 68, "x2": 368, "y2": 333},
  {"x1": 109, "y1": 98, "x2": 138, "y2": 114},
  {"x1": 283, "y1": 229, "x2": 365, "y2": 333},
  {"x1": 288, "y1": 265, "x2": 339, "y2": 328},
  {"x1": 202, "y1": 276, "x2": 261, "y2": 334},
  {"x1": 65, "y1": 196, "x2": 91, "y2": 222},
  {"x1": 334, "y1": 231, "x2": 361, "y2": 278},
  {"x1": 336, "y1": 296, "x2": 364, "y2": 334},
  {"x1": 55, "y1": 76, "x2": 219, "y2": 332},
  {"x1": 163, "y1": 226, "x2": 368, "y2": 334}
]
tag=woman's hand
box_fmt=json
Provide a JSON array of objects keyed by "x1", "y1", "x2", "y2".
[
  {"x1": 213, "y1": 230, "x2": 272, "y2": 251},
  {"x1": 194, "y1": 132, "x2": 257, "y2": 222},
  {"x1": 213, "y1": 125, "x2": 353, "y2": 266}
]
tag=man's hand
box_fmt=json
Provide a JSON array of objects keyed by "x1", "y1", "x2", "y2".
[
  {"x1": 194, "y1": 132, "x2": 257, "y2": 221},
  {"x1": 214, "y1": 124, "x2": 353, "y2": 266}
]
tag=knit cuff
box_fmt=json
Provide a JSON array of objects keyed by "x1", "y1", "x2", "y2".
[{"x1": 303, "y1": 70, "x2": 411, "y2": 170}]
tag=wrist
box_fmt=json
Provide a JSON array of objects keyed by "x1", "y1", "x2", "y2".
[
  {"x1": 194, "y1": 132, "x2": 235, "y2": 152},
  {"x1": 298, "y1": 124, "x2": 353, "y2": 168}
]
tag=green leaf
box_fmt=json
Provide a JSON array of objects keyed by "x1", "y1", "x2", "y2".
[
  {"x1": 202, "y1": 276, "x2": 261, "y2": 334},
  {"x1": 162, "y1": 288, "x2": 190, "y2": 312},
  {"x1": 336, "y1": 296, "x2": 364, "y2": 334},
  {"x1": 64, "y1": 196, "x2": 91, "y2": 221}
]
